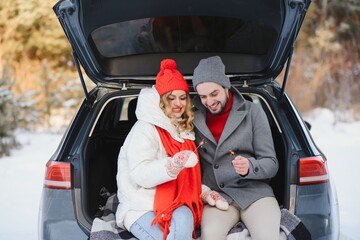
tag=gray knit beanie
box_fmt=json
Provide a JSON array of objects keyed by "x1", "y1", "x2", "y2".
[{"x1": 192, "y1": 56, "x2": 231, "y2": 90}]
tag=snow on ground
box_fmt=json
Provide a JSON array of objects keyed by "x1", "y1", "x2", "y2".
[
  {"x1": 0, "y1": 108, "x2": 359, "y2": 239},
  {"x1": 303, "y1": 108, "x2": 360, "y2": 240},
  {"x1": 0, "y1": 131, "x2": 63, "y2": 240}
]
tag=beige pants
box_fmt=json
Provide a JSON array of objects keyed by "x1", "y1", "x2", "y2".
[{"x1": 200, "y1": 197, "x2": 281, "y2": 240}]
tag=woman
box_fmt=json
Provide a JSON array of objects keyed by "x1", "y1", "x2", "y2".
[{"x1": 116, "y1": 59, "x2": 203, "y2": 240}]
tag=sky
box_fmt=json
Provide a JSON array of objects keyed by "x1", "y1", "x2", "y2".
[{"x1": 0, "y1": 108, "x2": 359, "y2": 240}]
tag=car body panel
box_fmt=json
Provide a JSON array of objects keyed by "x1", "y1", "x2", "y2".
[
  {"x1": 38, "y1": 84, "x2": 339, "y2": 240},
  {"x1": 38, "y1": 189, "x2": 88, "y2": 240},
  {"x1": 53, "y1": 0, "x2": 310, "y2": 84},
  {"x1": 39, "y1": 0, "x2": 340, "y2": 239}
]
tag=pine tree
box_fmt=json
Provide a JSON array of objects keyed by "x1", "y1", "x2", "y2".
[{"x1": 0, "y1": 64, "x2": 19, "y2": 157}]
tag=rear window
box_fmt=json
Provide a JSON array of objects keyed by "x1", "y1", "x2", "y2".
[{"x1": 91, "y1": 16, "x2": 277, "y2": 58}]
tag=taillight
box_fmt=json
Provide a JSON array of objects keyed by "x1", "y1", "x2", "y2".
[
  {"x1": 44, "y1": 161, "x2": 71, "y2": 189},
  {"x1": 299, "y1": 156, "x2": 329, "y2": 185}
]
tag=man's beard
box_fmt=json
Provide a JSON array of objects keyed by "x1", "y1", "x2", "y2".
[{"x1": 207, "y1": 97, "x2": 228, "y2": 115}]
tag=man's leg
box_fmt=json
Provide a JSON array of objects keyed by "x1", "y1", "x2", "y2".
[
  {"x1": 240, "y1": 197, "x2": 281, "y2": 240},
  {"x1": 200, "y1": 204, "x2": 240, "y2": 240}
]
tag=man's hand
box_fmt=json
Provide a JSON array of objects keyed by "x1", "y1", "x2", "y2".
[
  {"x1": 201, "y1": 185, "x2": 229, "y2": 210},
  {"x1": 232, "y1": 155, "x2": 250, "y2": 176},
  {"x1": 165, "y1": 150, "x2": 198, "y2": 177}
]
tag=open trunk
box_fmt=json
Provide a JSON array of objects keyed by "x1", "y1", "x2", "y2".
[{"x1": 81, "y1": 87, "x2": 287, "y2": 232}]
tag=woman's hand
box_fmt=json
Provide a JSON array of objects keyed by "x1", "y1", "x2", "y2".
[
  {"x1": 165, "y1": 150, "x2": 198, "y2": 177},
  {"x1": 201, "y1": 185, "x2": 229, "y2": 210}
]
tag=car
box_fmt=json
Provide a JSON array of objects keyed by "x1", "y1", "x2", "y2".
[{"x1": 38, "y1": 0, "x2": 340, "y2": 239}]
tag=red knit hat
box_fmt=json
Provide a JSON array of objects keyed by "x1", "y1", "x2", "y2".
[{"x1": 155, "y1": 59, "x2": 189, "y2": 96}]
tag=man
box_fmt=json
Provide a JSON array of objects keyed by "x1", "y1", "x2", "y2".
[{"x1": 192, "y1": 56, "x2": 281, "y2": 240}]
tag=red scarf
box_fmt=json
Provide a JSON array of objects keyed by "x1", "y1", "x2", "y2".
[
  {"x1": 206, "y1": 91, "x2": 233, "y2": 142},
  {"x1": 152, "y1": 126, "x2": 203, "y2": 240}
]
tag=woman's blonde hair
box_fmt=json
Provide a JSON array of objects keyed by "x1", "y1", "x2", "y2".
[{"x1": 159, "y1": 92, "x2": 194, "y2": 132}]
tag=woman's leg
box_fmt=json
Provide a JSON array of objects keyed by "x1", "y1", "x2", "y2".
[
  {"x1": 130, "y1": 211, "x2": 164, "y2": 240},
  {"x1": 240, "y1": 197, "x2": 281, "y2": 240},
  {"x1": 200, "y1": 204, "x2": 240, "y2": 240},
  {"x1": 167, "y1": 205, "x2": 194, "y2": 240},
  {"x1": 130, "y1": 206, "x2": 194, "y2": 240}
]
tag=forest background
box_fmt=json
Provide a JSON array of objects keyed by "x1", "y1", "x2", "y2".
[{"x1": 0, "y1": 0, "x2": 359, "y2": 156}]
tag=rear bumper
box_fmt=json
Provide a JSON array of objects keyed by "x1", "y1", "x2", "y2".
[
  {"x1": 296, "y1": 182, "x2": 340, "y2": 240},
  {"x1": 38, "y1": 188, "x2": 88, "y2": 240}
]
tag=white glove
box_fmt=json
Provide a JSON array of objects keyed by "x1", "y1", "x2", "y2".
[
  {"x1": 165, "y1": 150, "x2": 198, "y2": 178},
  {"x1": 201, "y1": 185, "x2": 229, "y2": 210}
]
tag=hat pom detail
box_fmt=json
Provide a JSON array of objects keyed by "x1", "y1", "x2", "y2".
[
  {"x1": 160, "y1": 59, "x2": 177, "y2": 71},
  {"x1": 156, "y1": 58, "x2": 189, "y2": 96}
]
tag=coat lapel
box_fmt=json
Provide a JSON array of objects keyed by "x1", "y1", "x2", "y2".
[
  {"x1": 218, "y1": 88, "x2": 248, "y2": 145},
  {"x1": 217, "y1": 108, "x2": 247, "y2": 145},
  {"x1": 193, "y1": 97, "x2": 217, "y2": 145},
  {"x1": 194, "y1": 107, "x2": 217, "y2": 145}
]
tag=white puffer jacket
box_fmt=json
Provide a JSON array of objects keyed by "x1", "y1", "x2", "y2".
[{"x1": 115, "y1": 86, "x2": 195, "y2": 230}]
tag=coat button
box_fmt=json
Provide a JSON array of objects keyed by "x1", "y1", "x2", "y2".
[
  {"x1": 220, "y1": 183, "x2": 224, "y2": 188},
  {"x1": 214, "y1": 164, "x2": 219, "y2": 169},
  {"x1": 254, "y1": 167, "x2": 259, "y2": 172}
]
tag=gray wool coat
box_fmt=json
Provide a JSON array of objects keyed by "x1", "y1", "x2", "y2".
[{"x1": 193, "y1": 87, "x2": 279, "y2": 209}]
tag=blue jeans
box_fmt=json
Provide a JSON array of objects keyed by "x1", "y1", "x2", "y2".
[{"x1": 130, "y1": 205, "x2": 194, "y2": 240}]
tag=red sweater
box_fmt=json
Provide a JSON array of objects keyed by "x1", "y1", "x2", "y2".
[{"x1": 206, "y1": 92, "x2": 233, "y2": 142}]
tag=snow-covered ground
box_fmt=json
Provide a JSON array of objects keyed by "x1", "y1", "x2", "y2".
[
  {"x1": 303, "y1": 109, "x2": 360, "y2": 240},
  {"x1": 0, "y1": 108, "x2": 359, "y2": 240}
]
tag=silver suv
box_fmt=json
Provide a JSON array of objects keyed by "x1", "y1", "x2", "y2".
[{"x1": 38, "y1": 0, "x2": 340, "y2": 239}]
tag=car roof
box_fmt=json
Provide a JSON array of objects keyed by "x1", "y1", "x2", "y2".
[{"x1": 53, "y1": 0, "x2": 310, "y2": 84}]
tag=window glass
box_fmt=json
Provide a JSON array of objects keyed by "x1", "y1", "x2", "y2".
[{"x1": 91, "y1": 16, "x2": 277, "y2": 58}]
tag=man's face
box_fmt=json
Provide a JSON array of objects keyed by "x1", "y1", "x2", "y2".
[{"x1": 196, "y1": 82, "x2": 229, "y2": 115}]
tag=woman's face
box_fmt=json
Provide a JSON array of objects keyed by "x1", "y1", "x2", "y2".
[{"x1": 165, "y1": 90, "x2": 188, "y2": 119}]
